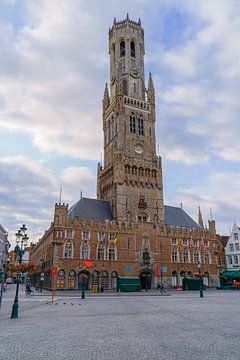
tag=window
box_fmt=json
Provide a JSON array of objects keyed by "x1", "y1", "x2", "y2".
[
  {"x1": 120, "y1": 40, "x2": 125, "y2": 57},
  {"x1": 236, "y1": 243, "x2": 239, "y2": 251},
  {"x1": 109, "y1": 243, "x2": 115, "y2": 260},
  {"x1": 204, "y1": 240, "x2": 209, "y2": 248},
  {"x1": 82, "y1": 230, "x2": 90, "y2": 241},
  {"x1": 66, "y1": 229, "x2": 73, "y2": 240},
  {"x1": 133, "y1": 83, "x2": 136, "y2": 93},
  {"x1": 68, "y1": 270, "x2": 76, "y2": 289},
  {"x1": 172, "y1": 238, "x2": 177, "y2": 245},
  {"x1": 57, "y1": 269, "x2": 65, "y2": 289},
  {"x1": 97, "y1": 242, "x2": 105, "y2": 260},
  {"x1": 193, "y1": 249, "x2": 199, "y2": 264},
  {"x1": 234, "y1": 233, "x2": 238, "y2": 240},
  {"x1": 138, "y1": 117, "x2": 144, "y2": 135},
  {"x1": 127, "y1": 238, "x2": 131, "y2": 249},
  {"x1": 205, "y1": 251, "x2": 210, "y2": 264},
  {"x1": 98, "y1": 232, "x2": 106, "y2": 242},
  {"x1": 110, "y1": 271, "x2": 118, "y2": 289},
  {"x1": 81, "y1": 243, "x2": 89, "y2": 259},
  {"x1": 234, "y1": 255, "x2": 239, "y2": 264},
  {"x1": 183, "y1": 249, "x2": 189, "y2": 263},
  {"x1": 230, "y1": 244, "x2": 234, "y2": 251},
  {"x1": 130, "y1": 41, "x2": 135, "y2": 57},
  {"x1": 193, "y1": 240, "x2": 198, "y2": 246},
  {"x1": 171, "y1": 247, "x2": 178, "y2": 262},
  {"x1": 183, "y1": 239, "x2": 188, "y2": 246},
  {"x1": 228, "y1": 256, "x2": 233, "y2": 265},
  {"x1": 130, "y1": 115, "x2": 136, "y2": 133},
  {"x1": 64, "y1": 242, "x2": 73, "y2": 258}
]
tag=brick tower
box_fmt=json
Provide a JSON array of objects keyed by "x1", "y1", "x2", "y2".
[{"x1": 97, "y1": 15, "x2": 164, "y2": 224}]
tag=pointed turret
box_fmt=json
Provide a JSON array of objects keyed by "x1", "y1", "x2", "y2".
[
  {"x1": 198, "y1": 207, "x2": 204, "y2": 228},
  {"x1": 102, "y1": 82, "x2": 110, "y2": 112},
  {"x1": 147, "y1": 72, "x2": 155, "y2": 105}
]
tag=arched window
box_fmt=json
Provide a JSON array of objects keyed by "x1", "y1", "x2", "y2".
[
  {"x1": 110, "y1": 271, "x2": 118, "y2": 289},
  {"x1": 57, "y1": 269, "x2": 65, "y2": 289},
  {"x1": 193, "y1": 249, "x2": 200, "y2": 264},
  {"x1": 204, "y1": 251, "x2": 210, "y2": 264},
  {"x1": 68, "y1": 270, "x2": 76, "y2": 289},
  {"x1": 130, "y1": 115, "x2": 136, "y2": 133},
  {"x1": 100, "y1": 270, "x2": 109, "y2": 289},
  {"x1": 97, "y1": 241, "x2": 105, "y2": 260},
  {"x1": 171, "y1": 247, "x2": 178, "y2": 262},
  {"x1": 92, "y1": 270, "x2": 99, "y2": 287},
  {"x1": 171, "y1": 271, "x2": 178, "y2": 287},
  {"x1": 64, "y1": 242, "x2": 73, "y2": 258},
  {"x1": 109, "y1": 243, "x2": 115, "y2": 260},
  {"x1": 138, "y1": 117, "x2": 144, "y2": 135},
  {"x1": 81, "y1": 243, "x2": 89, "y2": 260},
  {"x1": 183, "y1": 248, "x2": 189, "y2": 263},
  {"x1": 120, "y1": 40, "x2": 125, "y2": 57},
  {"x1": 130, "y1": 41, "x2": 135, "y2": 57}
]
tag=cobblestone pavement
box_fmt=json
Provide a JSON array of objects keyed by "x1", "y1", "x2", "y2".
[{"x1": 0, "y1": 286, "x2": 239, "y2": 360}]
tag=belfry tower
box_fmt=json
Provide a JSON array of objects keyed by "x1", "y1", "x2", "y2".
[{"x1": 97, "y1": 15, "x2": 164, "y2": 224}]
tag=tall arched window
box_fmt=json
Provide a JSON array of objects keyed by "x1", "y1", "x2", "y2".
[
  {"x1": 183, "y1": 248, "x2": 189, "y2": 263},
  {"x1": 110, "y1": 271, "x2": 118, "y2": 289},
  {"x1": 130, "y1": 114, "x2": 136, "y2": 133},
  {"x1": 204, "y1": 251, "x2": 210, "y2": 264},
  {"x1": 97, "y1": 241, "x2": 105, "y2": 260},
  {"x1": 171, "y1": 271, "x2": 178, "y2": 287},
  {"x1": 171, "y1": 247, "x2": 178, "y2": 262},
  {"x1": 64, "y1": 242, "x2": 73, "y2": 258},
  {"x1": 130, "y1": 41, "x2": 135, "y2": 57},
  {"x1": 81, "y1": 243, "x2": 89, "y2": 260},
  {"x1": 120, "y1": 40, "x2": 125, "y2": 57},
  {"x1": 57, "y1": 269, "x2": 65, "y2": 289},
  {"x1": 193, "y1": 249, "x2": 200, "y2": 264},
  {"x1": 68, "y1": 270, "x2": 76, "y2": 289},
  {"x1": 109, "y1": 243, "x2": 115, "y2": 260}
]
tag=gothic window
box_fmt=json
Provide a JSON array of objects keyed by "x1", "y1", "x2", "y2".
[
  {"x1": 68, "y1": 270, "x2": 76, "y2": 289},
  {"x1": 65, "y1": 229, "x2": 73, "y2": 240},
  {"x1": 133, "y1": 83, "x2": 136, "y2": 93},
  {"x1": 142, "y1": 248, "x2": 150, "y2": 264},
  {"x1": 130, "y1": 115, "x2": 136, "y2": 133},
  {"x1": 64, "y1": 242, "x2": 73, "y2": 258},
  {"x1": 138, "y1": 117, "x2": 144, "y2": 135},
  {"x1": 100, "y1": 271, "x2": 109, "y2": 289},
  {"x1": 97, "y1": 241, "x2": 105, "y2": 260},
  {"x1": 139, "y1": 167, "x2": 144, "y2": 176},
  {"x1": 193, "y1": 249, "x2": 200, "y2": 264},
  {"x1": 109, "y1": 243, "x2": 115, "y2": 260},
  {"x1": 110, "y1": 271, "x2": 118, "y2": 289},
  {"x1": 130, "y1": 41, "x2": 135, "y2": 57},
  {"x1": 81, "y1": 243, "x2": 89, "y2": 260},
  {"x1": 120, "y1": 40, "x2": 125, "y2": 57},
  {"x1": 98, "y1": 232, "x2": 106, "y2": 242},
  {"x1": 152, "y1": 170, "x2": 156, "y2": 178},
  {"x1": 139, "y1": 196, "x2": 146, "y2": 209},
  {"x1": 204, "y1": 251, "x2": 210, "y2": 264},
  {"x1": 132, "y1": 166, "x2": 137, "y2": 175},
  {"x1": 234, "y1": 233, "x2": 238, "y2": 240},
  {"x1": 92, "y1": 270, "x2": 99, "y2": 287},
  {"x1": 171, "y1": 247, "x2": 178, "y2": 262},
  {"x1": 171, "y1": 271, "x2": 178, "y2": 287},
  {"x1": 183, "y1": 248, "x2": 189, "y2": 263},
  {"x1": 57, "y1": 269, "x2": 65, "y2": 289},
  {"x1": 82, "y1": 230, "x2": 90, "y2": 241}
]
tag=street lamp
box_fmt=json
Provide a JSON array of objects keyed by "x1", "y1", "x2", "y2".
[
  {"x1": 11, "y1": 225, "x2": 29, "y2": 319},
  {"x1": 198, "y1": 265, "x2": 204, "y2": 298}
]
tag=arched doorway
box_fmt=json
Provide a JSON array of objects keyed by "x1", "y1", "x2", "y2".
[
  {"x1": 140, "y1": 270, "x2": 153, "y2": 290},
  {"x1": 78, "y1": 270, "x2": 90, "y2": 290}
]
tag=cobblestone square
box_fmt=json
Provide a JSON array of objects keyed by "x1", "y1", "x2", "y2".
[{"x1": 0, "y1": 287, "x2": 239, "y2": 360}]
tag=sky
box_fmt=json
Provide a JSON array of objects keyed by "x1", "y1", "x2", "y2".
[{"x1": 0, "y1": 0, "x2": 240, "y2": 246}]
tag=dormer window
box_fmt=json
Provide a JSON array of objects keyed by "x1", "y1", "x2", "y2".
[
  {"x1": 120, "y1": 41, "x2": 125, "y2": 57},
  {"x1": 130, "y1": 41, "x2": 135, "y2": 57}
]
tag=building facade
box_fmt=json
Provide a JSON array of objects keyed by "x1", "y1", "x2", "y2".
[
  {"x1": 0, "y1": 225, "x2": 8, "y2": 273},
  {"x1": 30, "y1": 16, "x2": 224, "y2": 291},
  {"x1": 225, "y1": 224, "x2": 240, "y2": 271}
]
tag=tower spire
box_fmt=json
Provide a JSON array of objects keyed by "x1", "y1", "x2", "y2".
[
  {"x1": 103, "y1": 82, "x2": 110, "y2": 111},
  {"x1": 148, "y1": 72, "x2": 155, "y2": 105},
  {"x1": 198, "y1": 206, "x2": 204, "y2": 228}
]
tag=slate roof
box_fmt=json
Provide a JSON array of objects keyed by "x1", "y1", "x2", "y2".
[
  {"x1": 164, "y1": 205, "x2": 200, "y2": 229},
  {"x1": 68, "y1": 198, "x2": 200, "y2": 229},
  {"x1": 68, "y1": 197, "x2": 113, "y2": 221}
]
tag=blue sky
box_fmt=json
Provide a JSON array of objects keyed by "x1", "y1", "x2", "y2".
[{"x1": 0, "y1": 0, "x2": 240, "y2": 244}]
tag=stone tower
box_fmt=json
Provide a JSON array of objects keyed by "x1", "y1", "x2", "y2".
[{"x1": 97, "y1": 15, "x2": 164, "y2": 224}]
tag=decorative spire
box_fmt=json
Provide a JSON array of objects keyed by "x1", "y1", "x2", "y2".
[
  {"x1": 126, "y1": 13, "x2": 129, "y2": 20},
  {"x1": 198, "y1": 207, "x2": 204, "y2": 228},
  {"x1": 103, "y1": 82, "x2": 109, "y2": 102},
  {"x1": 147, "y1": 72, "x2": 155, "y2": 104},
  {"x1": 138, "y1": 17, "x2": 141, "y2": 25}
]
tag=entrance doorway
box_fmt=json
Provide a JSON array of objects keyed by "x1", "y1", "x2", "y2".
[{"x1": 140, "y1": 271, "x2": 152, "y2": 290}]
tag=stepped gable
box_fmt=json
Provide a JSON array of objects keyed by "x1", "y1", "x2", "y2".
[
  {"x1": 164, "y1": 205, "x2": 200, "y2": 229},
  {"x1": 68, "y1": 197, "x2": 113, "y2": 221}
]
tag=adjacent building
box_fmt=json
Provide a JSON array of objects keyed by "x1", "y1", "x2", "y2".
[
  {"x1": 30, "y1": 16, "x2": 224, "y2": 291},
  {"x1": 0, "y1": 224, "x2": 8, "y2": 274},
  {"x1": 225, "y1": 224, "x2": 240, "y2": 271}
]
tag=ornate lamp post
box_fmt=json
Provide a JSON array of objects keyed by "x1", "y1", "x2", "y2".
[{"x1": 11, "y1": 225, "x2": 29, "y2": 319}]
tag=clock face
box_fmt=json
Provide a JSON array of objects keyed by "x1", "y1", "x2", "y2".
[{"x1": 135, "y1": 144, "x2": 143, "y2": 155}]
